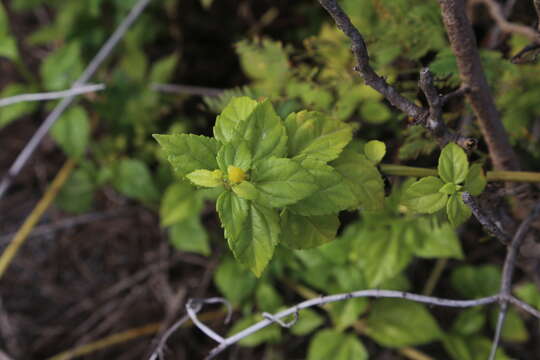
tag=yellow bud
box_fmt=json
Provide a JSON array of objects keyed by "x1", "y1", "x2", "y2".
[{"x1": 228, "y1": 165, "x2": 246, "y2": 184}]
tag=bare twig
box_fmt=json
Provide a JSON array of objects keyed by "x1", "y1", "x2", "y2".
[
  {"x1": 0, "y1": 0, "x2": 152, "y2": 200},
  {"x1": 186, "y1": 298, "x2": 232, "y2": 344},
  {"x1": 438, "y1": 0, "x2": 520, "y2": 171},
  {"x1": 205, "y1": 290, "x2": 500, "y2": 359},
  {"x1": 489, "y1": 201, "x2": 540, "y2": 360},
  {"x1": 0, "y1": 84, "x2": 105, "y2": 108},
  {"x1": 151, "y1": 83, "x2": 224, "y2": 97},
  {"x1": 462, "y1": 192, "x2": 510, "y2": 245},
  {"x1": 262, "y1": 310, "x2": 298, "y2": 328},
  {"x1": 148, "y1": 315, "x2": 189, "y2": 360}
]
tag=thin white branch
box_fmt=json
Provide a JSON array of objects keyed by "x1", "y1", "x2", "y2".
[
  {"x1": 186, "y1": 298, "x2": 232, "y2": 344},
  {"x1": 0, "y1": 0, "x2": 152, "y2": 200},
  {"x1": 508, "y1": 296, "x2": 540, "y2": 318},
  {"x1": 205, "y1": 290, "x2": 500, "y2": 359},
  {"x1": 263, "y1": 310, "x2": 298, "y2": 328},
  {"x1": 148, "y1": 315, "x2": 189, "y2": 360},
  {"x1": 0, "y1": 84, "x2": 105, "y2": 108}
]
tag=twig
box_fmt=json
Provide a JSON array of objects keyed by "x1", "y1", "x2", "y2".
[
  {"x1": 488, "y1": 201, "x2": 540, "y2": 360},
  {"x1": 205, "y1": 290, "x2": 500, "y2": 359},
  {"x1": 0, "y1": 0, "x2": 152, "y2": 200},
  {"x1": 462, "y1": 192, "x2": 510, "y2": 245},
  {"x1": 0, "y1": 159, "x2": 76, "y2": 279},
  {"x1": 186, "y1": 298, "x2": 232, "y2": 344},
  {"x1": 262, "y1": 310, "x2": 298, "y2": 328},
  {"x1": 151, "y1": 83, "x2": 224, "y2": 97},
  {"x1": 148, "y1": 315, "x2": 190, "y2": 360},
  {"x1": 0, "y1": 84, "x2": 105, "y2": 108}
]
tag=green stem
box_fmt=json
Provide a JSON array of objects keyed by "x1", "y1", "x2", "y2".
[{"x1": 379, "y1": 164, "x2": 540, "y2": 183}]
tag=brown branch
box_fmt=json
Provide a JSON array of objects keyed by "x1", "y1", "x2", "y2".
[
  {"x1": 438, "y1": 0, "x2": 520, "y2": 171},
  {"x1": 462, "y1": 192, "x2": 510, "y2": 245}
]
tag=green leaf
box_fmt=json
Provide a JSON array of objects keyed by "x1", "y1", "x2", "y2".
[
  {"x1": 214, "y1": 257, "x2": 257, "y2": 306},
  {"x1": 41, "y1": 42, "x2": 84, "y2": 90},
  {"x1": 443, "y1": 334, "x2": 510, "y2": 360},
  {"x1": 288, "y1": 160, "x2": 356, "y2": 216},
  {"x1": 452, "y1": 308, "x2": 486, "y2": 336},
  {"x1": 50, "y1": 106, "x2": 90, "y2": 159},
  {"x1": 0, "y1": 34, "x2": 18, "y2": 61},
  {"x1": 168, "y1": 216, "x2": 210, "y2": 256},
  {"x1": 366, "y1": 299, "x2": 442, "y2": 347},
  {"x1": 149, "y1": 53, "x2": 178, "y2": 83},
  {"x1": 364, "y1": 140, "x2": 386, "y2": 164},
  {"x1": 451, "y1": 265, "x2": 501, "y2": 299},
  {"x1": 251, "y1": 157, "x2": 318, "y2": 208},
  {"x1": 447, "y1": 192, "x2": 472, "y2": 226},
  {"x1": 284, "y1": 110, "x2": 353, "y2": 162},
  {"x1": 213, "y1": 96, "x2": 259, "y2": 143},
  {"x1": 438, "y1": 143, "x2": 469, "y2": 184},
  {"x1": 464, "y1": 163, "x2": 487, "y2": 196},
  {"x1": 217, "y1": 192, "x2": 280, "y2": 276},
  {"x1": 216, "y1": 141, "x2": 252, "y2": 173},
  {"x1": 331, "y1": 149, "x2": 385, "y2": 210},
  {"x1": 112, "y1": 159, "x2": 159, "y2": 204},
  {"x1": 490, "y1": 308, "x2": 528, "y2": 343},
  {"x1": 360, "y1": 101, "x2": 391, "y2": 124},
  {"x1": 439, "y1": 182, "x2": 459, "y2": 195},
  {"x1": 154, "y1": 134, "x2": 219, "y2": 177},
  {"x1": 443, "y1": 334, "x2": 474, "y2": 360},
  {"x1": 232, "y1": 100, "x2": 288, "y2": 164},
  {"x1": 290, "y1": 309, "x2": 324, "y2": 336},
  {"x1": 514, "y1": 282, "x2": 540, "y2": 309},
  {"x1": 329, "y1": 298, "x2": 368, "y2": 331},
  {"x1": 232, "y1": 181, "x2": 259, "y2": 201},
  {"x1": 280, "y1": 211, "x2": 339, "y2": 249},
  {"x1": 56, "y1": 167, "x2": 95, "y2": 214},
  {"x1": 186, "y1": 169, "x2": 224, "y2": 188},
  {"x1": 308, "y1": 330, "x2": 368, "y2": 360},
  {"x1": 414, "y1": 219, "x2": 463, "y2": 259},
  {"x1": 228, "y1": 314, "x2": 281, "y2": 347},
  {"x1": 402, "y1": 176, "x2": 447, "y2": 213},
  {"x1": 256, "y1": 283, "x2": 283, "y2": 312},
  {"x1": 160, "y1": 182, "x2": 202, "y2": 226}
]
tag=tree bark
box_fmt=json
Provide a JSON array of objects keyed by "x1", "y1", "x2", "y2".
[{"x1": 438, "y1": 0, "x2": 520, "y2": 171}]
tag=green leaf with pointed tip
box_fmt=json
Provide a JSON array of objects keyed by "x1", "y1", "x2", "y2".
[
  {"x1": 216, "y1": 140, "x2": 252, "y2": 172},
  {"x1": 414, "y1": 219, "x2": 464, "y2": 259},
  {"x1": 308, "y1": 330, "x2": 368, "y2": 360},
  {"x1": 364, "y1": 140, "x2": 386, "y2": 164},
  {"x1": 288, "y1": 160, "x2": 356, "y2": 216},
  {"x1": 232, "y1": 181, "x2": 259, "y2": 201},
  {"x1": 251, "y1": 157, "x2": 318, "y2": 208},
  {"x1": 217, "y1": 192, "x2": 280, "y2": 276},
  {"x1": 50, "y1": 106, "x2": 90, "y2": 159},
  {"x1": 169, "y1": 216, "x2": 210, "y2": 256},
  {"x1": 160, "y1": 181, "x2": 202, "y2": 226},
  {"x1": 154, "y1": 134, "x2": 219, "y2": 177},
  {"x1": 186, "y1": 169, "x2": 224, "y2": 188},
  {"x1": 447, "y1": 192, "x2": 472, "y2": 226},
  {"x1": 331, "y1": 149, "x2": 385, "y2": 210},
  {"x1": 464, "y1": 163, "x2": 486, "y2": 196},
  {"x1": 233, "y1": 100, "x2": 287, "y2": 163},
  {"x1": 366, "y1": 299, "x2": 442, "y2": 347},
  {"x1": 438, "y1": 143, "x2": 469, "y2": 184},
  {"x1": 285, "y1": 110, "x2": 353, "y2": 162},
  {"x1": 213, "y1": 96, "x2": 259, "y2": 143},
  {"x1": 439, "y1": 182, "x2": 459, "y2": 195},
  {"x1": 402, "y1": 176, "x2": 447, "y2": 213},
  {"x1": 149, "y1": 53, "x2": 178, "y2": 83},
  {"x1": 214, "y1": 256, "x2": 257, "y2": 305},
  {"x1": 280, "y1": 211, "x2": 339, "y2": 249},
  {"x1": 112, "y1": 159, "x2": 160, "y2": 204}
]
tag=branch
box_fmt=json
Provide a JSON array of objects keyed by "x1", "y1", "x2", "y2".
[
  {"x1": 0, "y1": 84, "x2": 105, "y2": 108},
  {"x1": 462, "y1": 192, "x2": 510, "y2": 245},
  {"x1": 438, "y1": 0, "x2": 520, "y2": 171},
  {"x1": 0, "y1": 0, "x2": 152, "y2": 201},
  {"x1": 151, "y1": 83, "x2": 224, "y2": 97},
  {"x1": 148, "y1": 315, "x2": 189, "y2": 360},
  {"x1": 204, "y1": 290, "x2": 500, "y2": 359}
]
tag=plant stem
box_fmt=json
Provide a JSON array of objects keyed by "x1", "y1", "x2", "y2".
[{"x1": 379, "y1": 164, "x2": 540, "y2": 183}]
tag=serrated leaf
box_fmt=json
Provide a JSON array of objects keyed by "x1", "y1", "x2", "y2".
[
  {"x1": 331, "y1": 149, "x2": 385, "y2": 210},
  {"x1": 41, "y1": 42, "x2": 84, "y2": 90},
  {"x1": 213, "y1": 96, "x2": 259, "y2": 143},
  {"x1": 364, "y1": 140, "x2": 386, "y2": 164},
  {"x1": 451, "y1": 265, "x2": 501, "y2": 299},
  {"x1": 402, "y1": 176, "x2": 447, "y2": 213},
  {"x1": 308, "y1": 330, "x2": 368, "y2": 360},
  {"x1": 251, "y1": 157, "x2": 318, "y2": 208},
  {"x1": 216, "y1": 141, "x2": 252, "y2": 173},
  {"x1": 160, "y1": 182, "x2": 202, "y2": 226},
  {"x1": 447, "y1": 192, "x2": 472, "y2": 226},
  {"x1": 154, "y1": 133, "x2": 219, "y2": 177},
  {"x1": 464, "y1": 163, "x2": 486, "y2": 196},
  {"x1": 284, "y1": 110, "x2": 353, "y2": 162},
  {"x1": 50, "y1": 106, "x2": 90, "y2": 159},
  {"x1": 366, "y1": 299, "x2": 442, "y2": 347},
  {"x1": 288, "y1": 160, "x2": 356, "y2": 215},
  {"x1": 186, "y1": 169, "x2": 223, "y2": 188},
  {"x1": 112, "y1": 159, "x2": 159, "y2": 204},
  {"x1": 169, "y1": 216, "x2": 210, "y2": 256},
  {"x1": 438, "y1": 143, "x2": 469, "y2": 184},
  {"x1": 280, "y1": 211, "x2": 339, "y2": 249},
  {"x1": 233, "y1": 100, "x2": 287, "y2": 164},
  {"x1": 217, "y1": 192, "x2": 280, "y2": 276},
  {"x1": 214, "y1": 257, "x2": 257, "y2": 305}
]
